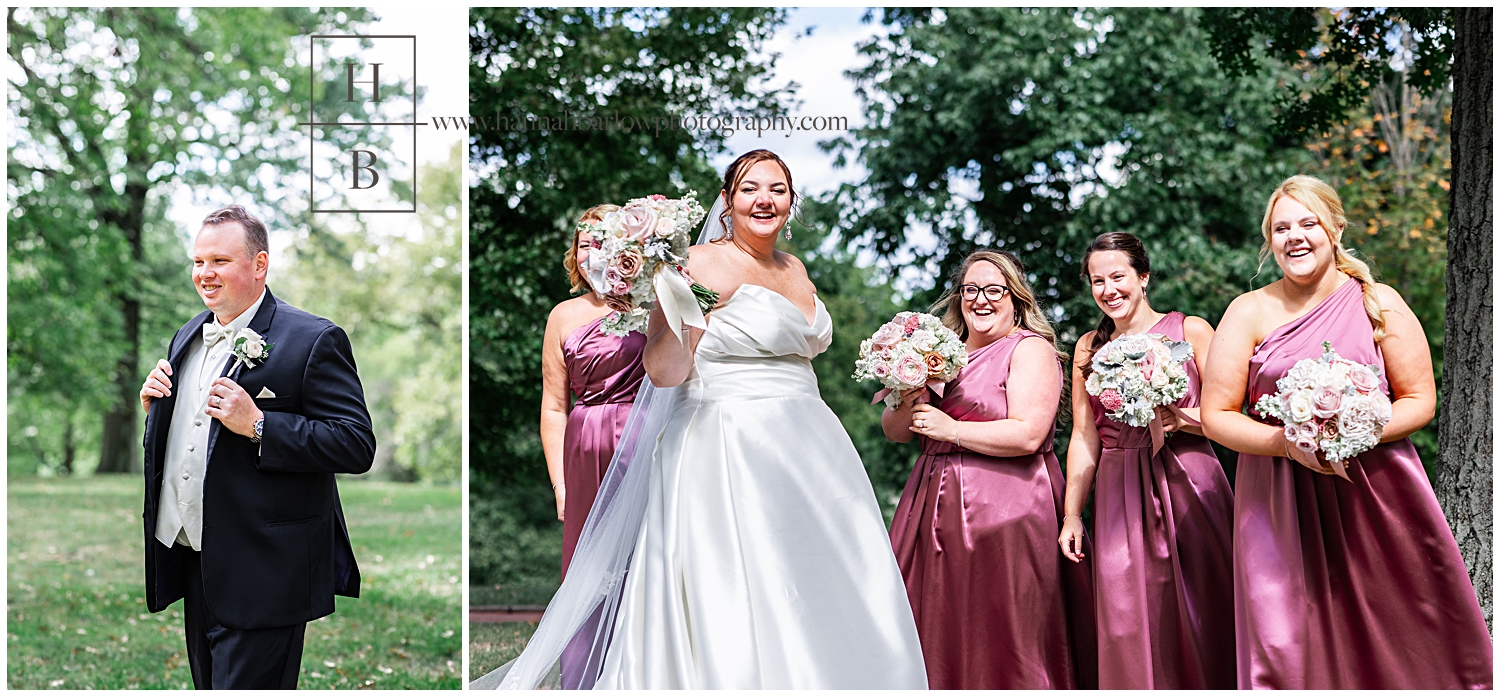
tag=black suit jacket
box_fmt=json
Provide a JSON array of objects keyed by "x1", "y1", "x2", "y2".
[{"x1": 142, "y1": 288, "x2": 376, "y2": 629}]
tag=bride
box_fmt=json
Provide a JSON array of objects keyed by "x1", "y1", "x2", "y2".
[{"x1": 476, "y1": 150, "x2": 926, "y2": 689}]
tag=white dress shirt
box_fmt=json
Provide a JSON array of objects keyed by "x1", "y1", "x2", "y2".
[{"x1": 155, "y1": 289, "x2": 266, "y2": 551}]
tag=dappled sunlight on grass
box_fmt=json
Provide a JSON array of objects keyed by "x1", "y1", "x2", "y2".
[{"x1": 8, "y1": 475, "x2": 461, "y2": 689}]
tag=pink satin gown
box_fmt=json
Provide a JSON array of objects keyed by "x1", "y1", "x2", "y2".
[
  {"x1": 1235, "y1": 278, "x2": 1492, "y2": 688},
  {"x1": 560, "y1": 316, "x2": 646, "y2": 577},
  {"x1": 889, "y1": 329, "x2": 1097, "y2": 689},
  {"x1": 1087, "y1": 311, "x2": 1235, "y2": 688}
]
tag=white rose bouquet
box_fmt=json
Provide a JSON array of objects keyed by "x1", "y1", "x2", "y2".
[
  {"x1": 1084, "y1": 332, "x2": 1197, "y2": 453},
  {"x1": 853, "y1": 312, "x2": 969, "y2": 408},
  {"x1": 581, "y1": 192, "x2": 717, "y2": 337},
  {"x1": 1253, "y1": 341, "x2": 1393, "y2": 480}
]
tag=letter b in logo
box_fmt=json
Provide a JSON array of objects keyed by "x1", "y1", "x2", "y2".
[{"x1": 348, "y1": 150, "x2": 380, "y2": 190}]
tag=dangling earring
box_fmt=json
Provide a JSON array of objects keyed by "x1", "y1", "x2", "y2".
[
  {"x1": 784, "y1": 223, "x2": 792, "y2": 241},
  {"x1": 724, "y1": 217, "x2": 733, "y2": 240}
]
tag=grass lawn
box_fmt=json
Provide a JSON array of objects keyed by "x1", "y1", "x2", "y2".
[
  {"x1": 7, "y1": 474, "x2": 462, "y2": 689},
  {"x1": 468, "y1": 621, "x2": 538, "y2": 682}
]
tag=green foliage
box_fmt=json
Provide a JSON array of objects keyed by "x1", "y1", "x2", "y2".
[
  {"x1": 278, "y1": 144, "x2": 465, "y2": 483},
  {"x1": 467, "y1": 482, "x2": 562, "y2": 603},
  {"x1": 833, "y1": 7, "x2": 1308, "y2": 348},
  {"x1": 7, "y1": 476, "x2": 460, "y2": 689},
  {"x1": 7, "y1": 7, "x2": 392, "y2": 474},
  {"x1": 1199, "y1": 8, "x2": 1458, "y2": 474},
  {"x1": 1202, "y1": 8, "x2": 1454, "y2": 137},
  {"x1": 467, "y1": 8, "x2": 791, "y2": 549}
]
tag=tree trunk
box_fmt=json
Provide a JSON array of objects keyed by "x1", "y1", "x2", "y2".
[
  {"x1": 61, "y1": 416, "x2": 75, "y2": 476},
  {"x1": 96, "y1": 292, "x2": 141, "y2": 474},
  {"x1": 96, "y1": 177, "x2": 148, "y2": 474},
  {"x1": 1436, "y1": 6, "x2": 1492, "y2": 631}
]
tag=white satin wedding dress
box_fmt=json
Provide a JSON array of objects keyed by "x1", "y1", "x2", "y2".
[{"x1": 589, "y1": 284, "x2": 926, "y2": 688}]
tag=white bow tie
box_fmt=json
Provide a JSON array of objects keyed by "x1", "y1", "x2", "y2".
[{"x1": 202, "y1": 323, "x2": 235, "y2": 349}]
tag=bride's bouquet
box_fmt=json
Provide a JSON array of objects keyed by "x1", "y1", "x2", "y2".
[
  {"x1": 853, "y1": 312, "x2": 968, "y2": 408},
  {"x1": 582, "y1": 192, "x2": 718, "y2": 336},
  {"x1": 1084, "y1": 332, "x2": 1196, "y2": 453},
  {"x1": 1253, "y1": 341, "x2": 1393, "y2": 480}
]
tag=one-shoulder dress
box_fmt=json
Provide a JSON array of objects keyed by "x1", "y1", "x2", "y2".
[{"x1": 1235, "y1": 278, "x2": 1492, "y2": 689}]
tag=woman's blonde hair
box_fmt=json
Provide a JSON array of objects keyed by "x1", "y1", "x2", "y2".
[
  {"x1": 563, "y1": 203, "x2": 620, "y2": 293},
  {"x1": 930, "y1": 250, "x2": 1066, "y2": 365},
  {"x1": 1259, "y1": 175, "x2": 1386, "y2": 342}
]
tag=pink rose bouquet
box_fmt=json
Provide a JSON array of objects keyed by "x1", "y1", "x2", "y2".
[
  {"x1": 1254, "y1": 341, "x2": 1393, "y2": 480},
  {"x1": 580, "y1": 192, "x2": 717, "y2": 336},
  {"x1": 853, "y1": 312, "x2": 968, "y2": 408},
  {"x1": 1084, "y1": 332, "x2": 1196, "y2": 453}
]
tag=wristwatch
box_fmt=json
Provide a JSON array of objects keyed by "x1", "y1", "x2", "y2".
[{"x1": 251, "y1": 417, "x2": 264, "y2": 444}]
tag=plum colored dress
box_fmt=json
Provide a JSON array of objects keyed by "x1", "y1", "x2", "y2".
[
  {"x1": 889, "y1": 329, "x2": 1097, "y2": 689},
  {"x1": 1087, "y1": 311, "x2": 1235, "y2": 689},
  {"x1": 560, "y1": 316, "x2": 646, "y2": 577},
  {"x1": 1236, "y1": 278, "x2": 1492, "y2": 689}
]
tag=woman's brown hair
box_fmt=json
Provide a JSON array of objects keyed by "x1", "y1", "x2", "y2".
[
  {"x1": 1078, "y1": 232, "x2": 1151, "y2": 378},
  {"x1": 717, "y1": 149, "x2": 797, "y2": 238}
]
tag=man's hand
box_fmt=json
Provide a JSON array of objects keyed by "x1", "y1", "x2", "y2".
[
  {"x1": 204, "y1": 377, "x2": 264, "y2": 438},
  {"x1": 140, "y1": 359, "x2": 174, "y2": 412}
]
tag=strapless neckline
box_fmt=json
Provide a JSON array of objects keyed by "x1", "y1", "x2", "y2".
[{"x1": 728, "y1": 284, "x2": 825, "y2": 329}]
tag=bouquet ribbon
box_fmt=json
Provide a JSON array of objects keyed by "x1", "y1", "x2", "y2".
[
  {"x1": 872, "y1": 380, "x2": 947, "y2": 406},
  {"x1": 654, "y1": 269, "x2": 708, "y2": 339},
  {"x1": 1149, "y1": 405, "x2": 1202, "y2": 456}
]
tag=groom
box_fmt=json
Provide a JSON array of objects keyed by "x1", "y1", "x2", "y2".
[{"x1": 138, "y1": 205, "x2": 376, "y2": 689}]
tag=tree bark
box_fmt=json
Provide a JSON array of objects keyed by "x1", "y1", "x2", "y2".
[
  {"x1": 1436, "y1": 6, "x2": 1492, "y2": 631},
  {"x1": 96, "y1": 177, "x2": 148, "y2": 474}
]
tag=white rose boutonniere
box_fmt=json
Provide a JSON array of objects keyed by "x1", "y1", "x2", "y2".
[{"x1": 231, "y1": 328, "x2": 274, "y2": 371}]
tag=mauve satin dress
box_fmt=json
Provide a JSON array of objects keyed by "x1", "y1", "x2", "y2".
[
  {"x1": 1236, "y1": 278, "x2": 1492, "y2": 689},
  {"x1": 889, "y1": 329, "x2": 1098, "y2": 689},
  {"x1": 1087, "y1": 311, "x2": 1235, "y2": 689},
  {"x1": 560, "y1": 316, "x2": 646, "y2": 577}
]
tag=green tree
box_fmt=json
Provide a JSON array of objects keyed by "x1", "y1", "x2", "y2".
[
  {"x1": 467, "y1": 7, "x2": 790, "y2": 588},
  {"x1": 7, "y1": 7, "x2": 389, "y2": 474},
  {"x1": 1201, "y1": 5, "x2": 1491, "y2": 628},
  {"x1": 279, "y1": 143, "x2": 465, "y2": 483},
  {"x1": 832, "y1": 7, "x2": 1305, "y2": 362}
]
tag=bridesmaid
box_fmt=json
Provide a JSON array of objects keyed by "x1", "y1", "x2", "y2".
[
  {"x1": 1200, "y1": 175, "x2": 1492, "y2": 689},
  {"x1": 539, "y1": 203, "x2": 647, "y2": 577},
  {"x1": 885, "y1": 250, "x2": 1096, "y2": 689},
  {"x1": 1057, "y1": 232, "x2": 1235, "y2": 689}
]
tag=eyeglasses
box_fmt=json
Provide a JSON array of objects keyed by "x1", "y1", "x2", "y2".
[{"x1": 959, "y1": 284, "x2": 1010, "y2": 302}]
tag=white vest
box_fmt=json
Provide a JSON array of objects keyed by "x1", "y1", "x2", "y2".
[{"x1": 155, "y1": 290, "x2": 265, "y2": 550}]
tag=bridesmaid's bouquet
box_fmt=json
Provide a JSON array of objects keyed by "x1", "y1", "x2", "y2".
[
  {"x1": 1253, "y1": 341, "x2": 1393, "y2": 480},
  {"x1": 581, "y1": 192, "x2": 717, "y2": 336},
  {"x1": 1084, "y1": 333, "x2": 1195, "y2": 428},
  {"x1": 853, "y1": 312, "x2": 968, "y2": 408}
]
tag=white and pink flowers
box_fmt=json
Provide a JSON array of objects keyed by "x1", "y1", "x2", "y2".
[
  {"x1": 1084, "y1": 333, "x2": 1194, "y2": 428},
  {"x1": 853, "y1": 312, "x2": 968, "y2": 408},
  {"x1": 581, "y1": 193, "x2": 717, "y2": 336},
  {"x1": 1254, "y1": 341, "x2": 1392, "y2": 475}
]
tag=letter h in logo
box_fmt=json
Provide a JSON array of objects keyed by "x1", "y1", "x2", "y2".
[{"x1": 303, "y1": 34, "x2": 420, "y2": 214}]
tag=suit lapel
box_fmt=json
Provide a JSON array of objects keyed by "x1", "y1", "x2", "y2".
[
  {"x1": 149, "y1": 310, "x2": 214, "y2": 469},
  {"x1": 206, "y1": 288, "x2": 280, "y2": 462}
]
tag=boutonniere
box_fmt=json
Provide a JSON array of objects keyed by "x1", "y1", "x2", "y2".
[{"x1": 231, "y1": 328, "x2": 274, "y2": 371}]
